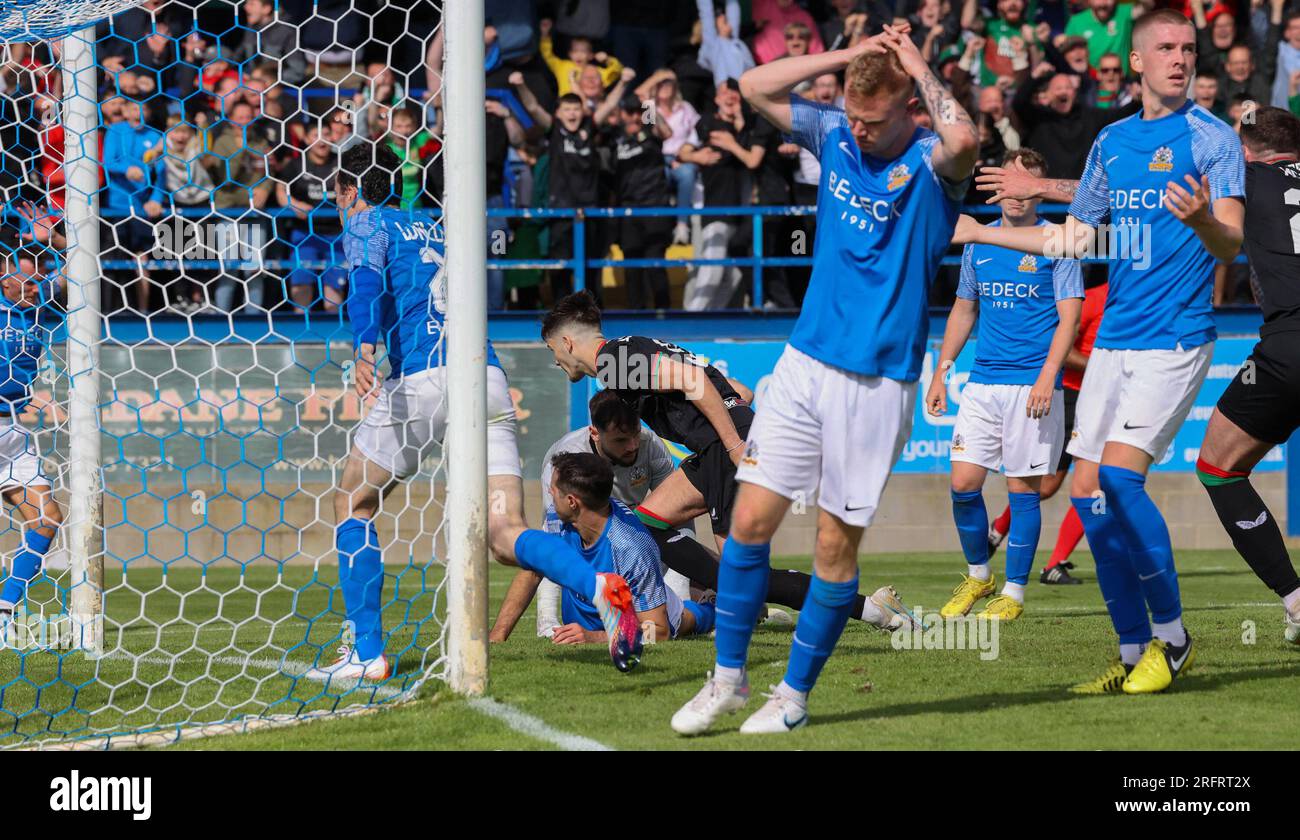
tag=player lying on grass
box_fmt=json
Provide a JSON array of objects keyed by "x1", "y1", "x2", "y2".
[
  {"x1": 490, "y1": 389, "x2": 915, "y2": 641},
  {"x1": 926, "y1": 147, "x2": 1083, "y2": 621},
  {"x1": 1194, "y1": 106, "x2": 1300, "y2": 646},
  {"x1": 320, "y1": 144, "x2": 637, "y2": 679},
  {"x1": 498, "y1": 389, "x2": 694, "y2": 640},
  {"x1": 954, "y1": 9, "x2": 1244, "y2": 694},
  {"x1": 529, "y1": 451, "x2": 717, "y2": 650},
  {"x1": 982, "y1": 271, "x2": 1107, "y2": 586},
  {"x1": 0, "y1": 246, "x2": 64, "y2": 642},
  {"x1": 673, "y1": 22, "x2": 978, "y2": 735},
  {"x1": 523, "y1": 292, "x2": 919, "y2": 636}
]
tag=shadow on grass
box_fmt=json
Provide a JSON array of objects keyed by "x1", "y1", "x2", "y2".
[{"x1": 810, "y1": 663, "x2": 1300, "y2": 727}]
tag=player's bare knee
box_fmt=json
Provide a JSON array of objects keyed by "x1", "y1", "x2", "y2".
[{"x1": 727, "y1": 504, "x2": 777, "y2": 544}]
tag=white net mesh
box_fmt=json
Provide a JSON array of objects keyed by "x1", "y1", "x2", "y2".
[
  {"x1": 0, "y1": 0, "x2": 148, "y2": 41},
  {"x1": 0, "y1": 0, "x2": 457, "y2": 748}
]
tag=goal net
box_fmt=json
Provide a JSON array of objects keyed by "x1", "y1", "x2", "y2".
[{"x1": 0, "y1": 0, "x2": 487, "y2": 749}]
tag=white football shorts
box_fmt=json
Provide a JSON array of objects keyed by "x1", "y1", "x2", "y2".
[
  {"x1": 736, "y1": 345, "x2": 915, "y2": 529},
  {"x1": 353, "y1": 364, "x2": 522, "y2": 480},
  {"x1": 950, "y1": 382, "x2": 1065, "y2": 477},
  {"x1": 1066, "y1": 344, "x2": 1213, "y2": 464}
]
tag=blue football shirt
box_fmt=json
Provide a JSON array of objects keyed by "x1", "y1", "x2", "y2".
[
  {"x1": 1068, "y1": 102, "x2": 1244, "y2": 351},
  {"x1": 786, "y1": 94, "x2": 966, "y2": 381},
  {"x1": 957, "y1": 219, "x2": 1084, "y2": 386},
  {"x1": 559, "y1": 499, "x2": 668, "y2": 632},
  {"x1": 342, "y1": 206, "x2": 502, "y2": 377}
]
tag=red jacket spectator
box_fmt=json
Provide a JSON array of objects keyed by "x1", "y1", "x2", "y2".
[{"x1": 39, "y1": 123, "x2": 106, "y2": 210}]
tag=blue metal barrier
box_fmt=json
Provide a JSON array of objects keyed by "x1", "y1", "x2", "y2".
[{"x1": 99, "y1": 203, "x2": 1250, "y2": 298}]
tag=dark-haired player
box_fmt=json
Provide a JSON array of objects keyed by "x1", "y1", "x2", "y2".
[
  {"x1": 531, "y1": 291, "x2": 919, "y2": 636},
  {"x1": 318, "y1": 145, "x2": 643, "y2": 678},
  {"x1": 1196, "y1": 106, "x2": 1300, "y2": 645},
  {"x1": 537, "y1": 452, "x2": 717, "y2": 648},
  {"x1": 491, "y1": 388, "x2": 913, "y2": 640}
]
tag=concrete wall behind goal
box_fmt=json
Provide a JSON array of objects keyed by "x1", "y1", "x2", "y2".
[{"x1": 99, "y1": 471, "x2": 1291, "y2": 569}]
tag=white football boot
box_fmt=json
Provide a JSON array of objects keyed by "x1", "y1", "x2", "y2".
[
  {"x1": 739, "y1": 684, "x2": 809, "y2": 734},
  {"x1": 671, "y1": 671, "x2": 750, "y2": 735}
]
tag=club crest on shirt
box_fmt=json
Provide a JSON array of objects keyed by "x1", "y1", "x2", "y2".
[
  {"x1": 1149, "y1": 146, "x2": 1174, "y2": 172},
  {"x1": 887, "y1": 163, "x2": 911, "y2": 192},
  {"x1": 629, "y1": 465, "x2": 647, "y2": 486},
  {"x1": 1017, "y1": 254, "x2": 1038, "y2": 273},
  {"x1": 951, "y1": 433, "x2": 965, "y2": 453}
]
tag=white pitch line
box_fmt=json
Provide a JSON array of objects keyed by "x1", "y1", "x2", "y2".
[
  {"x1": 1031, "y1": 601, "x2": 1283, "y2": 615},
  {"x1": 467, "y1": 697, "x2": 613, "y2": 751}
]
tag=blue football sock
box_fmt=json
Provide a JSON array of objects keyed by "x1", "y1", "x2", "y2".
[
  {"x1": 0, "y1": 529, "x2": 52, "y2": 609},
  {"x1": 513, "y1": 530, "x2": 597, "y2": 601},
  {"x1": 1071, "y1": 496, "x2": 1151, "y2": 645},
  {"x1": 784, "y1": 572, "x2": 858, "y2": 693},
  {"x1": 951, "y1": 489, "x2": 990, "y2": 568},
  {"x1": 1005, "y1": 492, "x2": 1042, "y2": 586},
  {"x1": 682, "y1": 599, "x2": 716, "y2": 636},
  {"x1": 336, "y1": 518, "x2": 384, "y2": 660},
  {"x1": 1098, "y1": 465, "x2": 1181, "y2": 624},
  {"x1": 714, "y1": 536, "x2": 770, "y2": 670}
]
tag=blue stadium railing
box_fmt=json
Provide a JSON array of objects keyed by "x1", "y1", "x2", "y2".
[{"x1": 99, "y1": 202, "x2": 1251, "y2": 300}]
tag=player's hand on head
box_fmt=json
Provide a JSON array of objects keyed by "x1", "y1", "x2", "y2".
[
  {"x1": 975, "y1": 158, "x2": 1040, "y2": 204},
  {"x1": 551, "y1": 623, "x2": 588, "y2": 645},
  {"x1": 880, "y1": 23, "x2": 928, "y2": 78},
  {"x1": 1164, "y1": 174, "x2": 1212, "y2": 226}
]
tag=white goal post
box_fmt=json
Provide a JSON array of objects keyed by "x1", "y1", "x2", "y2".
[
  {"x1": 442, "y1": 0, "x2": 489, "y2": 697},
  {"x1": 61, "y1": 25, "x2": 104, "y2": 654}
]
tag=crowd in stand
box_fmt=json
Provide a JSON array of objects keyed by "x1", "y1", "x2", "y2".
[{"x1": 0, "y1": 0, "x2": 1294, "y2": 313}]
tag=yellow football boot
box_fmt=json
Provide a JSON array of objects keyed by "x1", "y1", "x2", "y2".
[
  {"x1": 939, "y1": 574, "x2": 996, "y2": 618},
  {"x1": 976, "y1": 594, "x2": 1023, "y2": 620},
  {"x1": 1122, "y1": 636, "x2": 1195, "y2": 694},
  {"x1": 1068, "y1": 660, "x2": 1130, "y2": 694}
]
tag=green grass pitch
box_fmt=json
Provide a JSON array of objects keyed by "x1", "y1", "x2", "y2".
[{"x1": 138, "y1": 548, "x2": 1300, "y2": 751}]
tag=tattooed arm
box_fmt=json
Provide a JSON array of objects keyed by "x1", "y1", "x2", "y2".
[
  {"x1": 975, "y1": 158, "x2": 1080, "y2": 204},
  {"x1": 881, "y1": 24, "x2": 977, "y2": 183}
]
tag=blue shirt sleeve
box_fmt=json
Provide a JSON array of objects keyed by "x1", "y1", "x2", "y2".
[
  {"x1": 956, "y1": 245, "x2": 978, "y2": 300},
  {"x1": 1052, "y1": 258, "x2": 1084, "y2": 300},
  {"x1": 343, "y1": 209, "x2": 389, "y2": 348},
  {"x1": 1189, "y1": 112, "x2": 1246, "y2": 202},
  {"x1": 787, "y1": 94, "x2": 848, "y2": 160},
  {"x1": 1068, "y1": 136, "x2": 1111, "y2": 226},
  {"x1": 614, "y1": 523, "x2": 667, "y2": 613}
]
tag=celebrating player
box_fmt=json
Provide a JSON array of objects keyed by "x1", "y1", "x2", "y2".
[
  {"x1": 955, "y1": 9, "x2": 1244, "y2": 693},
  {"x1": 321, "y1": 145, "x2": 642, "y2": 679},
  {"x1": 926, "y1": 148, "x2": 1083, "y2": 622},
  {"x1": 672, "y1": 22, "x2": 978, "y2": 735},
  {"x1": 1195, "y1": 106, "x2": 1300, "y2": 645},
  {"x1": 0, "y1": 247, "x2": 63, "y2": 642}
]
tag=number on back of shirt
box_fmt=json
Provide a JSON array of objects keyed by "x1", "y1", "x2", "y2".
[{"x1": 1284, "y1": 188, "x2": 1300, "y2": 254}]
